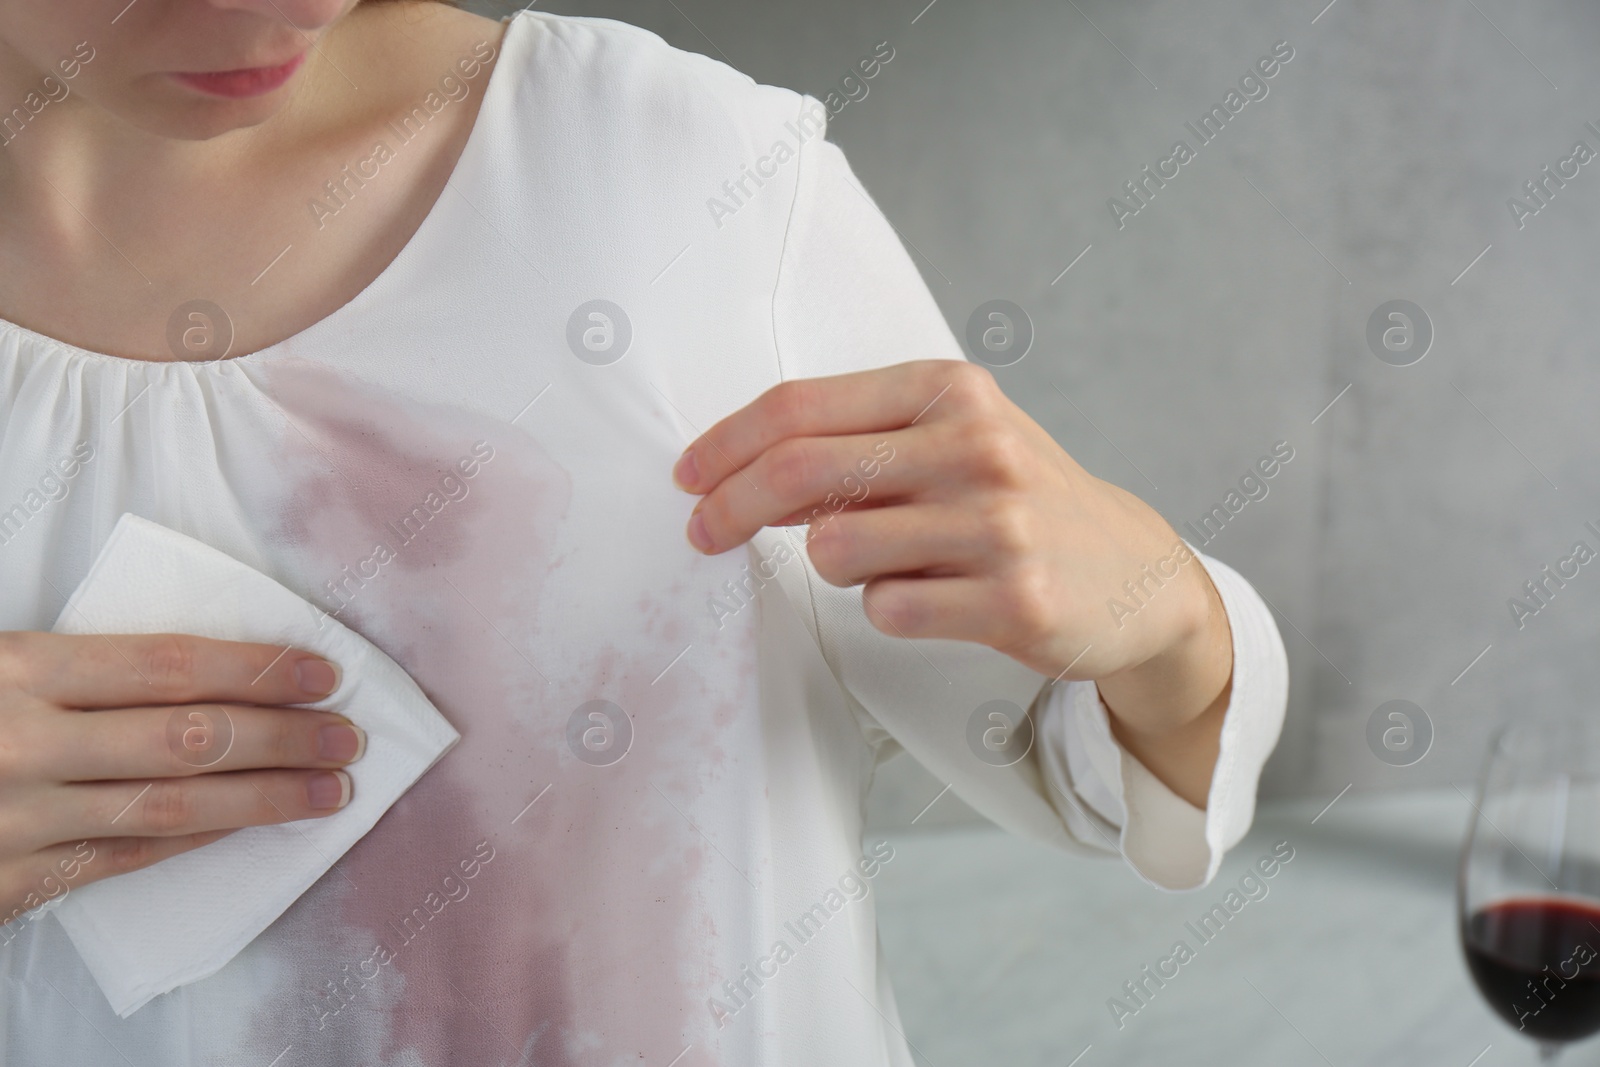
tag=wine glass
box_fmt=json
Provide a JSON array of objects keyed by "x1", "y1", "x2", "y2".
[{"x1": 1459, "y1": 720, "x2": 1600, "y2": 1063}]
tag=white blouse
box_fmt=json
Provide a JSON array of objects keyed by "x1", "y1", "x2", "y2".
[{"x1": 0, "y1": 11, "x2": 1288, "y2": 1066}]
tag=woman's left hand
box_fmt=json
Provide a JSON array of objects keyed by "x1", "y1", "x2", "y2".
[{"x1": 671, "y1": 359, "x2": 1234, "y2": 805}]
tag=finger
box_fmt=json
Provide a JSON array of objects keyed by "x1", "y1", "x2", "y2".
[
  {"x1": 860, "y1": 573, "x2": 1045, "y2": 652},
  {"x1": 690, "y1": 429, "x2": 923, "y2": 554},
  {"x1": 4, "y1": 632, "x2": 342, "y2": 710},
  {"x1": 0, "y1": 831, "x2": 234, "y2": 920},
  {"x1": 43, "y1": 704, "x2": 366, "y2": 782},
  {"x1": 805, "y1": 503, "x2": 1005, "y2": 587},
  {"x1": 674, "y1": 359, "x2": 984, "y2": 494},
  {"x1": 35, "y1": 769, "x2": 351, "y2": 848}
]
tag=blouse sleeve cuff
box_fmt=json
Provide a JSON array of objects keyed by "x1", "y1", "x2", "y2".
[{"x1": 1036, "y1": 544, "x2": 1288, "y2": 891}]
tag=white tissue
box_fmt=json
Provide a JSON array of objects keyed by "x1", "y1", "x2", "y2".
[{"x1": 48, "y1": 513, "x2": 460, "y2": 1017}]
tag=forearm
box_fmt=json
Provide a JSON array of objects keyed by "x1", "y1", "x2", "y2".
[{"x1": 1094, "y1": 559, "x2": 1235, "y2": 809}]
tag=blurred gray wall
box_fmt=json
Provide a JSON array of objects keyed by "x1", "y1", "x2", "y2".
[{"x1": 469, "y1": 0, "x2": 1600, "y2": 827}]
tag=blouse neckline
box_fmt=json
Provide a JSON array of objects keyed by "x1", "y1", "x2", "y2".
[{"x1": 0, "y1": 12, "x2": 527, "y2": 372}]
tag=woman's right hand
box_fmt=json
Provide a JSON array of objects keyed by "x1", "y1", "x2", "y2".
[{"x1": 0, "y1": 631, "x2": 365, "y2": 931}]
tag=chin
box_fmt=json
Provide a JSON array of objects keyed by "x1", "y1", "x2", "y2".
[{"x1": 129, "y1": 89, "x2": 289, "y2": 140}]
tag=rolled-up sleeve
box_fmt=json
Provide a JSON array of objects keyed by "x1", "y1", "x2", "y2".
[{"x1": 1035, "y1": 549, "x2": 1288, "y2": 889}]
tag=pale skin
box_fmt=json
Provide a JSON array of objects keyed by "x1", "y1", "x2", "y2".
[{"x1": 0, "y1": 0, "x2": 1231, "y2": 924}]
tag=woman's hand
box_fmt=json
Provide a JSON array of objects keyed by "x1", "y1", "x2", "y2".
[
  {"x1": 0, "y1": 632, "x2": 365, "y2": 931},
  {"x1": 670, "y1": 359, "x2": 1234, "y2": 807}
]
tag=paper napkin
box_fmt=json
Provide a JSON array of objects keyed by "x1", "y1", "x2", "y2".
[{"x1": 48, "y1": 513, "x2": 460, "y2": 1017}]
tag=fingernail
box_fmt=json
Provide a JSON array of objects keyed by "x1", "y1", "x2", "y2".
[
  {"x1": 687, "y1": 511, "x2": 713, "y2": 552},
  {"x1": 318, "y1": 723, "x2": 366, "y2": 763},
  {"x1": 307, "y1": 770, "x2": 351, "y2": 810},
  {"x1": 295, "y1": 657, "x2": 340, "y2": 698},
  {"x1": 672, "y1": 449, "x2": 699, "y2": 491}
]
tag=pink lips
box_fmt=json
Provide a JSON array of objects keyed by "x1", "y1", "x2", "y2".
[{"x1": 170, "y1": 51, "x2": 306, "y2": 98}]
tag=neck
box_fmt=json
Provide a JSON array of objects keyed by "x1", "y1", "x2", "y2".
[{"x1": 0, "y1": 10, "x2": 376, "y2": 251}]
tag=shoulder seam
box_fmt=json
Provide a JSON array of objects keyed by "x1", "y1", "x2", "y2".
[
  {"x1": 768, "y1": 91, "x2": 825, "y2": 387},
  {"x1": 770, "y1": 93, "x2": 831, "y2": 708},
  {"x1": 766, "y1": 102, "x2": 892, "y2": 762}
]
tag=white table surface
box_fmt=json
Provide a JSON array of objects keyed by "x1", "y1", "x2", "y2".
[{"x1": 874, "y1": 786, "x2": 1598, "y2": 1067}]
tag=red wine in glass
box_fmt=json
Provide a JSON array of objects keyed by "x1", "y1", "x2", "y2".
[
  {"x1": 1462, "y1": 897, "x2": 1600, "y2": 1042},
  {"x1": 1459, "y1": 720, "x2": 1600, "y2": 1063}
]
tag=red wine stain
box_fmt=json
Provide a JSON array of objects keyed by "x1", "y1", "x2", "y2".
[{"x1": 224, "y1": 358, "x2": 760, "y2": 1067}]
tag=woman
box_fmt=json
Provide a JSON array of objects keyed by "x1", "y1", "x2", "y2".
[{"x1": 0, "y1": 1, "x2": 1287, "y2": 1064}]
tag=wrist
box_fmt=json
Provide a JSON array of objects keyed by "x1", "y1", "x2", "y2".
[
  {"x1": 1092, "y1": 559, "x2": 1234, "y2": 809},
  {"x1": 1097, "y1": 556, "x2": 1232, "y2": 738}
]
